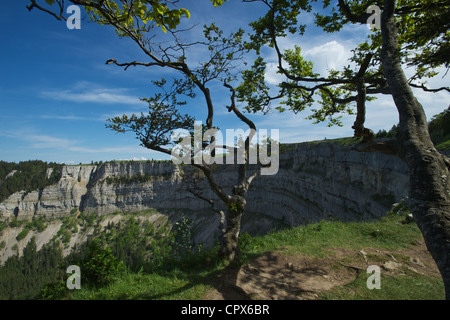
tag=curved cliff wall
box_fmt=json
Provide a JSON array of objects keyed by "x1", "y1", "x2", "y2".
[
  {"x1": 247, "y1": 142, "x2": 409, "y2": 226},
  {"x1": 0, "y1": 142, "x2": 410, "y2": 238}
]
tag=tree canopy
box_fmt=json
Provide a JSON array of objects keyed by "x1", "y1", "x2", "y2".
[
  {"x1": 237, "y1": 0, "x2": 449, "y2": 137},
  {"x1": 29, "y1": 0, "x2": 228, "y2": 33}
]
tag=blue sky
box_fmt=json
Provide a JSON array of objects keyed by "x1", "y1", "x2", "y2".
[{"x1": 1, "y1": 0, "x2": 449, "y2": 164}]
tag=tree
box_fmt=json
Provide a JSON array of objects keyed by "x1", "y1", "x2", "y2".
[
  {"x1": 27, "y1": 0, "x2": 275, "y2": 263},
  {"x1": 238, "y1": 0, "x2": 450, "y2": 298}
]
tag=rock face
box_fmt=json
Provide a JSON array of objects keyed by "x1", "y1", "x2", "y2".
[
  {"x1": 246, "y1": 142, "x2": 409, "y2": 226},
  {"x1": 0, "y1": 142, "x2": 410, "y2": 243}
]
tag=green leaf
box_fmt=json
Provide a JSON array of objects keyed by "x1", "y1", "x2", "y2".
[
  {"x1": 154, "y1": 3, "x2": 165, "y2": 15},
  {"x1": 45, "y1": 0, "x2": 55, "y2": 5},
  {"x1": 180, "y1": 8, "x2": 190, "y2": 19}
]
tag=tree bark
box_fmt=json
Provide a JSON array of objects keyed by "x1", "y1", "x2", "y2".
[
  {"x1": 221, "y1": 200, "x2": 245, "y2": 263},
  {"x1": 381, "y1": 0, "x2": 450, "y2": 299}
]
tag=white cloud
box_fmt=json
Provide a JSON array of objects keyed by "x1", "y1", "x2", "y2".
[
  {"x1": 67, "y1": 145, "x2": 146, "y2": 154},
  {"x1": 264, "y1": 62, "x2": 284, "y2": 85},
  {"x1": 30, "y1": 135, "x2": 75, "y2": 149},
  {"x1": 40, "y1": 87, "x2": 144, "y2": 105},
  {"x1": 40, "y1": 114, "x2": 96, "y2": 121},
  {"x1": 0, "y1": 127, "x2": 163, "y2": 160},
  {"x1": 303, "y1": 40, "x2": 352, "y2": 76},
  {"x1": 0, "y1": 129, "x2": 75, "y2": 150},
  {"x1": 413, "y1": 89, "x2": 450, "y2": 119},
  {"x1": 255, "y1": 27, "x2": 450, "y2": 141},
  {"x1": 119, "y1": 157, "x2": 150, "y2": 162},
  {"x1": 261, "y1": 33, "x2": 356, "y2": 87}
]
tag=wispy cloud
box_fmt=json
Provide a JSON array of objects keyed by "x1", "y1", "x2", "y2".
[
  {"x1": 67, "y1": 145, "x2": 145, "y2": 154},
  {"x1": 31, "y1": 135, "x2": 75, "y2": 149},
  {"x1": 40, "y1": 86, "x2": 144, "y2": 105},
  {"x1": 1, "y1": 127, "x2": 150, "y2": 155},
  {"x1": 0, "y1": 129, "x2": 78, "y2": 150},
  {"x1": 40, "y1": 114, "x2": 91, "y2": 121}
]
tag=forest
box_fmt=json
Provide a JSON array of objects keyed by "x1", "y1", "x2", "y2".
[{"x1": 0, "y1": 161, "x2": 63, "y2": 203}]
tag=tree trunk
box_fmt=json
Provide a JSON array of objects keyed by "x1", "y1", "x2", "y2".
[
  {"x1": 381, "y1": 0, "x2": 450, "y2": 299},
  {"x1": 407, "y1": 151, "x2": 450, "y2": 299},
  {"x1": 221, "y1": 201, "x2": 245, "y2": 263}
]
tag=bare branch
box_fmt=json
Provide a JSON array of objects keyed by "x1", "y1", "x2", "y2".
[
  {"x1": 337, "y1": 0, "x2": 373, "y2": 25},
  {"x1": 185, "y1": 169, "x2": 226, "y2": 235},
  {"x1": 27, "y1": 0, "x2": 66, "y2": 21},
  {"x1": 246, "y1": 168, "x2": 261, "y2": 185},
  {"x1": 224, "y1": 83, "x2": 256, "y2": 132},
  {"x1": 193, "y1": 163, "x2": 232, "y2": 203},
  {"x1": 409, "y1": 82, "x2": 450, "y2": 93},
  {"x1": 352, "y1": 53, "x2": 375, "y2": 142},
  {"x1": 105, "y1": 58, "x2": 166, "y2": 70}
]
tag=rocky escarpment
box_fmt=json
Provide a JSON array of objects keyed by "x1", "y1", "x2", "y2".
[
  {"x1": 0, "y1": 142, "x2": 410, "y2": 244},
  {"x1": 246, "y1": 142, "x2": 409, "y2": 226}
]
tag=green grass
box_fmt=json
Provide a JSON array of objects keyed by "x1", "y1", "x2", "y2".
[
  {"x1": 435, "y1": 139, "x2": 450, "y2": 151},
  {"x1": 70, "y1": 272, "x2": 208, "y2": 300},
  {"x1": 239, "y1": 214, "x2": 422, "y2": 260},
  {"x1": 306, "y1": 136, "x2": 363, "y2": 146},
  {"x1": 303, "y1": 134, "x2": 450, "y2": 152},
  {"x1": 320, "y1": 272, "x2": 444, "y2": 300},
  {"x1": 67, "y1": 249, "x2": 226, "y2": 300},
  {"x1": 61, "y1": 212, "x2": 444, "y2": 300}
]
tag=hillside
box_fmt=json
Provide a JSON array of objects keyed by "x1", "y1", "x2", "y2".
[
  {"x1": 0, "y1": 196, "x2": 445, "y2": 300},
  {"x1": 14, "y1": 208, "x2": 444, "y2": 300}
]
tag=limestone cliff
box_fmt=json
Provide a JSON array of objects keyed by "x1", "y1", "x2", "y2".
[{"x1": 0, "y1": 142, "x2": 410, "y2": 241}]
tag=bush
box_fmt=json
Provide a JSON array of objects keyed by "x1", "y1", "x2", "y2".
[
  {"x1": 80, "y1": 239, "x2": 126, "y2": 288},
  {"x1": 173, "y1": 216, "x2": 194, "y2": 257},
  {"x1": 31, "y1": 218, "x2": 47, "y2": 233},
  {"x1": 16, "y1": 229, "x2": 29, "y2": 241},
  {"x1": 40, "y1": 280, "x2": 70, "y2": 300}
]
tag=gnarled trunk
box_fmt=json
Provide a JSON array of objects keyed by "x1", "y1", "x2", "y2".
[
  {"x1": 407, "y1": 149, "x2": 450, "y2": 299},
  {"x1": 221, "y1": 200, "x2": 245, "y2": 263},
  {"x1": 381, "y1": 0, "x2": 450, "y2": 299}
]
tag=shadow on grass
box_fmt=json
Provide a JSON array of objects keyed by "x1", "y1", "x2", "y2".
[{"x1": 115, "y1": 249, "x2": 256, "y2": 300}]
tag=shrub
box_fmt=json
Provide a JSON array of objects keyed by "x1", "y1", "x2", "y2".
[
  {"x1": 16, "y1": 229, "x2": 29, "y2": 241},
  {"x1": 173, "y1": 216, "x2": 194, "y2": 257},
  {"x1": 80, "y1": 239, "x2": 126, "y2": 288},
  {"x1": 40, "y1": 280, "x2": 69, "y2": 300}
]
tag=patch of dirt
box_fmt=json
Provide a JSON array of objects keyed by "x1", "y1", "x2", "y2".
[{"x1": 203, "y1": 238, "x2": 440, "y2": 300}]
